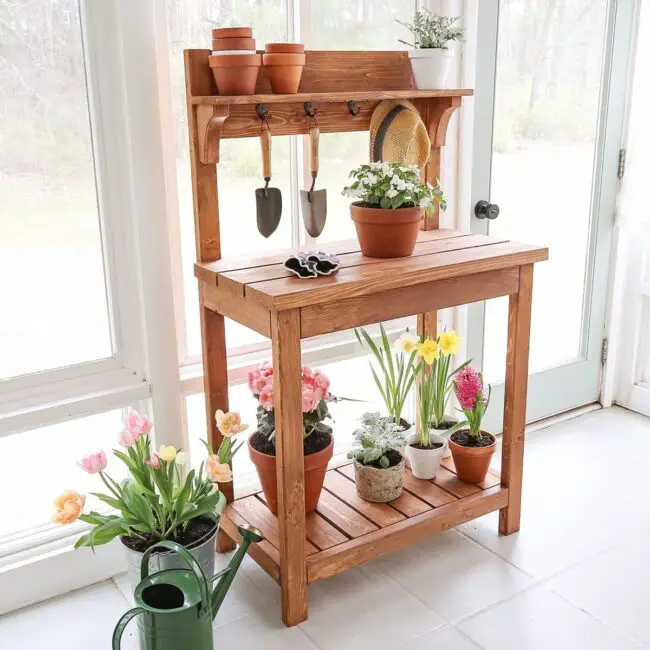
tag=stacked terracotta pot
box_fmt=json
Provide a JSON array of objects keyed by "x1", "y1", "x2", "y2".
[
  {"x1": 263, "y1": 43, "x2": 305, "y2": 94},
  {"x1": 209, "y1": 27, "x2": 261, "y2": 95}
]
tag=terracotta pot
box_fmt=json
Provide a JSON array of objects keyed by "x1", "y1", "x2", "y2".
[
  {"x1": 212, "y1": 27, "x2": 252, "y2": 39},
  {"x1": 208, "y1": 53, "x2": 261, "y2": 95},
  {"x1": 265, "y1": 43, "x2": 305, "y2": 54},
  {"x1": 262, "y1": 53, "x2": 306, "y2": 66},
  {"x1": 212, "y1": 37, "x2": 256, "y2": 51},
  {"x1": 448, "y1": 431, "x2": 496, "y2": 484},
  {"x1": 264, "y1": 65, "x2": 304, "y2": 94},
  {"x1": 350, "y1": 202, "x2": 423, "y2": 258},
  {"x1": 353, "y1": 458, "x2": 405, "y2": 503},
  {"x1": 248, "y1": 434, "x2": 334, "y2": 514},
  {"x1": 210, "y1": 50, "x2": 257, "y2": 56}
]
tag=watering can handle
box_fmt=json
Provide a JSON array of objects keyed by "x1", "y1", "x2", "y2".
[
  {"x1": 112, "y1": 607, "x2": 144, "y2": 650},
  {"x1": 140, "y1": 540, "x2": 211, "y2": 614}
]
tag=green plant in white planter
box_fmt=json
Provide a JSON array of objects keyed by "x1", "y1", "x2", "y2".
[
  {"x1": 348, "y1": 412, "x2": 407, "y2": 503},
  {"x1": 397, "y1": 10, "x2": 464, "y2": 89}
]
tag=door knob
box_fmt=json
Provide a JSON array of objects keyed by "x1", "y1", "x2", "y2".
[{"x1": 474, "y1": 200, "x2": 500, "y2": 220}]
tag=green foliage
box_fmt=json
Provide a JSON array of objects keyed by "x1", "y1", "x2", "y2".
[
  {"x1": 355, "y1": 324, "x2": 417, "y2": 426},
  {"x1": 347, "y1": 413, "x2": 406, "y2": 468},
  {"x1": 397, "y1": 11, "x2": 464, "y2": 50},
  {"x1": 343, "y1": 162, "x2": 445, "y2": 216}
]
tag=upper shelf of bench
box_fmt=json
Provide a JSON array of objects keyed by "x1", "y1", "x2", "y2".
[
  {"x1": 191, "y1": 89, "x2": 473, "y2": 106},
  {"x1": 195, "y1": 230, "x2": 548, "y2": 318}
]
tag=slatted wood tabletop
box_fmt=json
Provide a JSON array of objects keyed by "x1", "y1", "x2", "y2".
[{"x1": 220, "y1": 457, "x2": 505, "y2": 584}]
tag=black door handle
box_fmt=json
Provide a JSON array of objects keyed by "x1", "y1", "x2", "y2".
[{"x1": 475, "y1": 200, "x2": 500, "y2": 220}]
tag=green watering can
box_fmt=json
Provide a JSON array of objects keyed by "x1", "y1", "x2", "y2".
[{"x1": 112, "y1": 525, "x2": 263, "y2": 650}]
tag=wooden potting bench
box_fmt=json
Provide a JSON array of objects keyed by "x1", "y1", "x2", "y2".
[{"x1": 185, "y1": 49, "x2": 548, "y2": 626}]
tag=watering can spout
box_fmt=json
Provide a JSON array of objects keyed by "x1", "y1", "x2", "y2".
[{"x1": 211, "y1": 524, "x2": 264, "y2": 618}]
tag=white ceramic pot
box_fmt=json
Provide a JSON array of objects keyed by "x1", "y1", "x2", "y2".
[
  {"x1": 408, "y1": 49, "x2": 454, "y2": 89},
  {"x1": 431, "y1": 416, "x2": 458, "y2": 458},
  {"x1": 405, "y1": 431, "x2": 447, "y2": 479}
]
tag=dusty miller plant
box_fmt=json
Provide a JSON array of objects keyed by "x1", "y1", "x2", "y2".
[
  {"x1": 347, "y1": 413, "x2": 407, "y2": 468},
  {"x1": 397, "y1": 11, "x2": 464, "y2": 50}
]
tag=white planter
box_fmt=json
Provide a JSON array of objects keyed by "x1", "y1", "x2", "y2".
[
  {"x1": 431, "y1": 416, "x2": 458, "y2": 458},
  {"x1": 408, "y1": 49, "x2": 454, "y2": 89},
  {"x1": 405, "y1": 431, "x2": 447, "y2": 479}
]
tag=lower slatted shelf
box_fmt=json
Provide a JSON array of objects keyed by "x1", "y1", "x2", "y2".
[{"x1": 219, "y1": 458, "x2": 506, "y2": 584}]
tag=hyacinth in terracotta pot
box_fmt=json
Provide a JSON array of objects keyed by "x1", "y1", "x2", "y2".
[
  {"x1": 247, "y1": 362, "x2": 335, "y2": 514},
  {"x1": 52, "y1": 409, "x2": 245, "y2": 584},
  {"x1": 342, "y1": 162, "x2": 445, "y2": 258},
  {"x1": 448, "y1": 367, "x2": 496, "y2": 484}
]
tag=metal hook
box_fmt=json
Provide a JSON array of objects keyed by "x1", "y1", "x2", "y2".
[
  {"x1": 347, "y1": 100, "x2": 360, "y2": 117},
  {"x1": 255, "y1": 103, "x2": 270, "y2": 122},
  {"x1": 304, "y1": 102, "x2": 317, "y2": 119}
]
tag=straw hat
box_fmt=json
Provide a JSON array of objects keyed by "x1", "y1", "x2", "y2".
[{"x1": 369, "y1": 100, "x2": 431, "y2": 170}]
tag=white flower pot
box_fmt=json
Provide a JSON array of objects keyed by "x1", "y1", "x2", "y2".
[
  {"x1": 405, "y1": 432, "x2": 447, "y2": 480},
  {"x1": 408, "y1": 49, "x2": 454, "y2": 89},
  {"x1": 431, "y1": 416, "x2": 458, "y2": 458}
]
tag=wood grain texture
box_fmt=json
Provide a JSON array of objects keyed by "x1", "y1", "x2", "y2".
[
  {"x1": 247, "y1": 241, "x2": 548, "y2": 310},
  {"x1": 433, "y1": 466, "x2": 482, "y2": 499},
  {"x1": 402, "y1": 472, "x2": 457, "y2": 507},
  {"x1": 271, "y1": 309, "x2": 308, "y2": 626},
  {"x1": 315, "y1": 489, "x2": 379, "y2": 538},
  {"x1": 307, "y1": 486, "x2": 508, "y2": 582},
  {"x1": 197, "y1": 104, "x2": 229, "y2": 164},
  {"x1": 499, "y1": 264, "x2": 534, "y2": 535},
  {"x1": 202, "y1": 283, "x2": 271, "y2": 338}
]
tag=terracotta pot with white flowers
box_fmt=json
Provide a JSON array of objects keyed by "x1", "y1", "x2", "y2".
[
  {"x1": 53, "y1": 409, "x2": 246, "y2": 588},
  {"x1": 397, "y1": 10, "x2": 464, "y2": 89},
  {"x1": 343, "y1": 162, "x2": 445, "y2": 258}
]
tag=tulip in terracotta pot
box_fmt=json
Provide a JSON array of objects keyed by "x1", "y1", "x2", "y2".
[
  {"x1": 246, "y1": 362, "x2": 335, "y2": 513},
  {"x1": 343, "y1": 162, "x2": 446, "y2": 258},
  {"x1": 449, "y1": 365, "x2": 496, "y2": 484}
]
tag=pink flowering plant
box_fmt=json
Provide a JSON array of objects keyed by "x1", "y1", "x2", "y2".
[
  {"x1": 453, "y1": 366, "x2": 491, "y2": 442},
  {"x1": 52, "y1": 409, "x2": 246, "y2": 549},
  {"x1": 248, "y1": 362, "x2": 334, "y2": 442}
]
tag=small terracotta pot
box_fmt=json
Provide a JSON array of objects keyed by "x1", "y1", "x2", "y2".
[
  {"x1": 212, "y1": 27, "x2": 252, "y2": 39},
  {"x1": 350, "y1": 202, "x2": 423, "y2": 258},
  {"x1": 264, "y1": 65, "x2": 304, "y2": 94},
  {"x1": 212, "y1": 37, "x2": 256, "y2": 51},
  {"x1": 248, "y1": 434, "x2": 334, "y2": 514},
  {"x1": 265, "y1": 43, "x2": 305, "y2": 54},
  {"x1": 353, "y1": 458, "x2": 405, "y2": 503},
  {"x1": 262, "y1": 53, "x2": 306, "y2": 66},
  {"x1": 448, "y1": 431, "x2": 497, "y2": 484},
  {"x1": 208, "y1": 53, "x2": 261, "y2": 95}
]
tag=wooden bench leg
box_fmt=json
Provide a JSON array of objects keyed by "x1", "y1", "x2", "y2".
[
  {"x1": 272, "y1": 309, "x2": 308, "y2": 626},
  {"x1": 499, "y1": 264, "x2": 534, "y2": 535}
]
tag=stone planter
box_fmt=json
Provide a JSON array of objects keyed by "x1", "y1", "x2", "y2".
[{"x1": 353, "y1": 458, "x2": 405, "y2": 503}]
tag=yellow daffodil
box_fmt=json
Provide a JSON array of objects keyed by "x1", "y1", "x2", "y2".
[
  {"x1": 416, "y1": 338, "x2": 440, "y2": 365},
  {"x1": 438, "y1": 330, "x2": 461, "y2": 356},
  {"x1": 395, "y1": 331, "x2": 420, "y2": 354},
  {"x1": 158, "y1": 445, "x2": 177, "y2": 463}
]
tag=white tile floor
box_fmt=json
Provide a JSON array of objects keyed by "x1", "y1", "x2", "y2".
[{"x1": 2, "y1": 406, "x2": 650, "y2": 649}]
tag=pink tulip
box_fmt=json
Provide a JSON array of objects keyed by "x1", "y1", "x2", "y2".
[
  {"x1": 147, "y1": 452, "x2": 160, "y2": 469},
  {"x1": 259, "y1": 383, "x2": 274, "y2": 411},
  {"x1": 122, "y1": 410, "x2": 153, "y2": 437},
  {"x1": 78, "y1": 451, "x2": 107, "y2": 474},
  {"x1": 118, "y1": 427, "x2": 139, "y2": 448}
]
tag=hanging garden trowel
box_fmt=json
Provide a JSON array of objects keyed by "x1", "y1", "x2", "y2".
[
  {"x1": 255, "y1": 124, "x2": 282, "y2": 238},
  {"x1": 300, "y1": 125, "x2": 327, "y2": 237}
]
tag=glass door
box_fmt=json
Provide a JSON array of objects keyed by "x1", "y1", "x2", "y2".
[{"x1": 468, "y1": 0, "x2": 635, "y2": 430}]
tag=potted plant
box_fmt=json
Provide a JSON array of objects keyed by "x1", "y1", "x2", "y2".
[
  {"x1": 397, "y1": 10, "x2": 464, "y2": 89},
  {"x1": 449, "y1": 366, "x2": 496, "y2": 483},
  {"x1": 355, "y1": 324, "x2": 419, "y2": 443},
  {"x1": 52, "y1": 409, "x2": 245, "y2": 587},
  {"x1": 348, "y1": 413, "x2": 407, "y2": 503},
  {"x1": 247, "y1": 363, "x2": 334, "y2": 514},
  {"x1": 343, "y1": 162, "x2": 445, "y2": 258},
  {"x1": 406, "y1": 330, "x2": 469, "y2": 479}
]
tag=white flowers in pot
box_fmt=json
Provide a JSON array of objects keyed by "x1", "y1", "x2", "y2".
[
  {"x1": 397, "y1": 10, "x2": 464, "y2": 89},
  {"x1": 348, "y1": 413, "x2": 408, "y2": 503}
]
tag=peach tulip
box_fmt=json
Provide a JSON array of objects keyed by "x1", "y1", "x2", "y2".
[
  {"x1": 206, "y1": 455, "x2": 232, "y2": 483},
  {"x1": 52, "y1": 491, "x2": 85, "y2": 525},
  {"x1": 215, "y1": 410, "x2": 248, "y2": 437}
]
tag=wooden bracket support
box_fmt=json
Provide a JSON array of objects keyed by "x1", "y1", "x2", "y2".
[{"x1": 197, "y1": 104, "x2": 230, "y2": 164}]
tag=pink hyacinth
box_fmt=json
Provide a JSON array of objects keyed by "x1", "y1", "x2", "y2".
[
  {"x1": 455, "y1": 366, "x2": 483, "y2": 410},
  {"x1": 78, "y1": 451, "x2": 107, "y2": 474},
  {"x1": 259, "y1": 383, "x2": 274, "y2": 411},
  {"x1": 122, "y1": 410, "x2": 152, "y2": 437}
]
